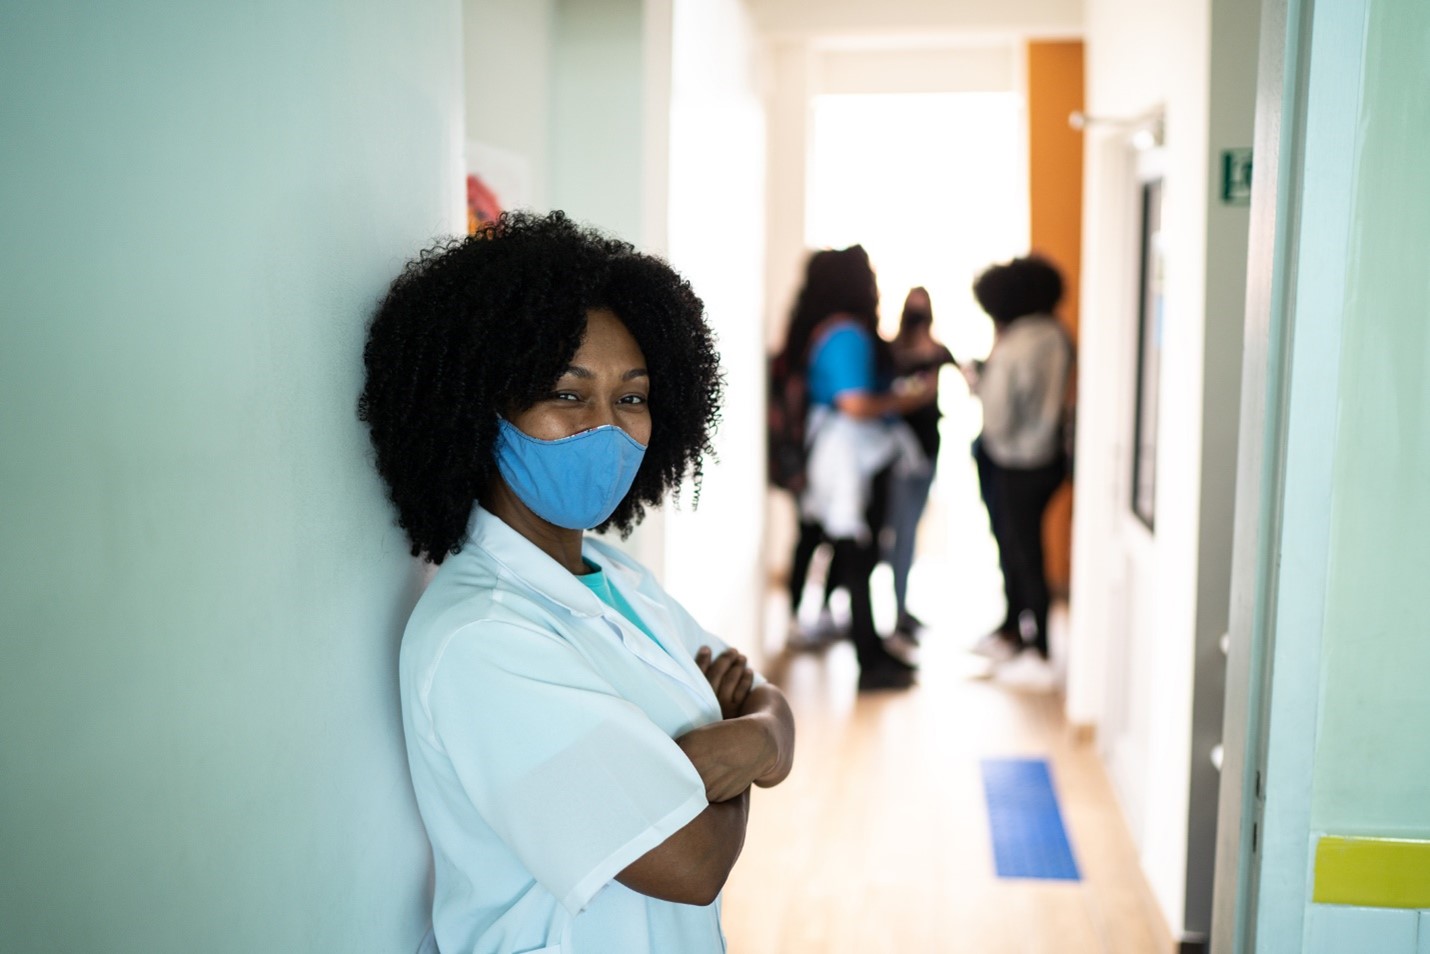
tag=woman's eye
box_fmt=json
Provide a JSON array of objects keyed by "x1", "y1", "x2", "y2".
[
  {"x1": 550, "y1": 391, "x2": 580, "y2": 402},
  {"x1": 619, "y1": 393, "x2": 648, "y2": 406}
]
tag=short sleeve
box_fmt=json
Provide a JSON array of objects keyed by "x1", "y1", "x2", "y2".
[
  {"x1": 658, "y1": 599, "x2": 769, "y2": 690},
  {"x1": 809, "y1": 325, "x2": 875, "y2": 403},
  {"x1": 428, "y1": 622, "x2": 710, "y2": 915}
]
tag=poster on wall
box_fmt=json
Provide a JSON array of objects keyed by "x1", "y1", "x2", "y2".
[
  {"x1": 466, "y1": 173, "x2": 501, "y2": 233},
  {"x1": 465, "y1": 140, "x2": 533, "y2": 234}
]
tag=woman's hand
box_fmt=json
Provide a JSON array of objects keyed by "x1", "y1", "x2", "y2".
[
  {"x1": 676, "y1": 719, "x2": 775, "y2": 804},
  {"x1": 895, "y1": 370, "x2": 939, "y2": 412},
  {"x1": 696, "y1": 646, "x2": 755, "y2": 718}
]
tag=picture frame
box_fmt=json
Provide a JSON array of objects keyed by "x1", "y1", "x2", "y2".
[{"x1": 1131, "y1": 176, "x2": 1164, "y2": 530}]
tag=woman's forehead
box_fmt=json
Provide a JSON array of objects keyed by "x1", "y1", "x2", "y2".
[{"x1": 567, "y1": 308, "x2": 645, "y2": 366}]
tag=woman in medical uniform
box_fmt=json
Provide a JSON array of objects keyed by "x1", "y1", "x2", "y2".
[{"x1": 358, "y1": 211, "x2": 795, "y2": 954}]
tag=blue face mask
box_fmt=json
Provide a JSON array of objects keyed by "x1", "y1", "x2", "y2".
[{"x1": 494, "y1": 418, "x2": 649, "y2": 530}]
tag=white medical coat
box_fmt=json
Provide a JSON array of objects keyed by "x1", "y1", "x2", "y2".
[{"x1": 400, "y1": 505, "x2": 737, "y2": 954}]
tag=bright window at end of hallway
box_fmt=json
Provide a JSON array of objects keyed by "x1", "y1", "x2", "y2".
[{"x1": 806, "y1": 92, "x2": 1029, "y2": 360}]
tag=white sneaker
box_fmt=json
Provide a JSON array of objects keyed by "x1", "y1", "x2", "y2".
[
  {"x1": 808, "y1": 608, "x2": 844, "y2": 640},
  {"x1": 970, "y1": 631, "x2": 1021, "y2": 663},
  {"x1": 993, "y1": 652, "x2": 1058, "y2": 692},
  {"x1": 787, "y1": 609, "x2": 845, "y2": 650}
]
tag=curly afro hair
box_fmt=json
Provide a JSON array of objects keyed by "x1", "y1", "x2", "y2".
[
  {"x1": 358, "y1": 210, "x2": 723, "y2": 563},
  {"x1": 972, "y1": 254, "x2": 1064, "y2": 325}
]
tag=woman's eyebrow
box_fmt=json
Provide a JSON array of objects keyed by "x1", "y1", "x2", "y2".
[{"x1": 560, "y1": 365, "x2": 649, "y2": 380}]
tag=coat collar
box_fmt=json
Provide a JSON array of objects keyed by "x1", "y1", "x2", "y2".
[
  {"x1": 462, "y1": 506, "x2": 662, "y2": 625},
  {"x1": 462, "y1": 506, "x2": 719, "y2": 715},
  {"x1": 463, "y1": 505, "x2": 606, "y2": 619}
]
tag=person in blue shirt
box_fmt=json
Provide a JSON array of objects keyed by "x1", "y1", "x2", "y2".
[
  {"x1": 777, "y1": 246, "x2": 935, "y2": 691},
  {"x1": 358, "y1": 211, "x2": 795, "y2": 954}
]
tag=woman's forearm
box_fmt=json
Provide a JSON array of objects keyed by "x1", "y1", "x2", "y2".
[
  {"x1": 615, "y1": 789, "x2": 749, "y2": 906},
  {"x1": 835, "y1": 391, "x2": 897, "y2": 419},
  {"x1": 615, "y1": 674, "x2": 792, "y2": 904},
  {"x1": 738, "y1": 684, "x2": 795, "y2": 788},
  {"x1": 835, "y1": 385, "x2": 932, "y2": 420},
  {"x1": 676, "y1": 682, "x2": 795, "y2": 801}
]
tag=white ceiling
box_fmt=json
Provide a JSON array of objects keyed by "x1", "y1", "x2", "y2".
[{"x1": 744, "y1": 0, "x2": 1084, "y2": 40}]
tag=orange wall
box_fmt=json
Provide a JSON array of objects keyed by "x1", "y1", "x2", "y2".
[{"x1": 1026, "y1": 40, "x2": 1084, "y2": 597}]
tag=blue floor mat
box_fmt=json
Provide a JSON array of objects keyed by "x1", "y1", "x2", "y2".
[{"x1": 981, "y1": 757, "x2": 1082, "y2": 881}]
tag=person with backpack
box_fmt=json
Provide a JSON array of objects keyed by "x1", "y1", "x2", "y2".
[{"x1": 774, "y1": 246, "x2": 936, "y2": 691}]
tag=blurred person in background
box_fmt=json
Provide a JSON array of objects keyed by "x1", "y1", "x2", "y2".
[
  {"x1": 884, "y1": 286, "x2": 957, "y2": 641},
  {"x1": 777, "y1": 246, "x2": 935, "y2": 691},
  {"x1": 963, "y1": 255, "x2": 1073, "y2": 686}
]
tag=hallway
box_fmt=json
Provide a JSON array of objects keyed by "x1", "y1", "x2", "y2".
[
  {"x1": 724, "y1": 638, "x2": 1170, "y2": 952},
  {"x1": 9, "y1": 1, "x2": 1430, "y2": 950},
  {"x1": 724, "y1": 592, "x2": 1170, "y2": 953}
]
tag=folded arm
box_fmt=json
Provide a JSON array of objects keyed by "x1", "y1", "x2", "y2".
[
  {"x1": 615, "y1": 654, "x2": 795, "y2": 905},
  {"x1": 614, "y1": 789, "x2": 749, "y2": 906}
]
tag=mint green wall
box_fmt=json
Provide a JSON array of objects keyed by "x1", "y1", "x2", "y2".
[
  {"x1": 1310, "y1": 0, "x2": 1430, "y2": 835},
  {"x1": 550, "y1": 0, "x2": 646, "y2": 242},
  {"x1": 0, "y1": 3, "x2": 461, "y2": 950}
]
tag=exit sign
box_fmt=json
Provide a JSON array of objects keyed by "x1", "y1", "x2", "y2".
[{"x1": 1222, "y1": 149, "x2": 1253, "y2": 204}]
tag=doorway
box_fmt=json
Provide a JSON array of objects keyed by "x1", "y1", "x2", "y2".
[{"x1": 802, "y1": 90, "x2": 1030, "y2": 642}]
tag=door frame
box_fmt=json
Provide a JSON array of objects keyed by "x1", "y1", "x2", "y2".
[{"x1": 1211, "y1": 0, "x2": 1371, "y2": 949}]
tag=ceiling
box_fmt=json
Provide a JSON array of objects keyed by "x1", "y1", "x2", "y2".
[{"x1": 743, "y1": 0, "x2": 1084, "y2": 40}]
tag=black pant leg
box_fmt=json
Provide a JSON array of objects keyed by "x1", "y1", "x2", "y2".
[
  {"x1": 832, "y1": 536, "x2": 882, "y2": 668},
  {"x1": 975, "y1": 438, "x2": 1016, "y2": 633},
  {"x1": 830, "y1": 465, "x2": 896, "y2": 671},
  {"x1": 788, "y1": 519, "x2": 824, "y2": 613},
  {"x1": 822, "y1": 539, "x2": 841, "y2": 608},
  {"x1": 993, "y1": 457, "x2": 1066, "y2": 658}
]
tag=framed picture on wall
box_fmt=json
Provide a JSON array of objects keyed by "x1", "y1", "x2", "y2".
[{"x1": 1131, "y1": 177, "x2": 1164, "y2": 530}]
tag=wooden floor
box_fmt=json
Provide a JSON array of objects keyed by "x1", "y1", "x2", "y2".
[{"x1": 721, "y1": 632, "x2": 1173, "y2": 954}]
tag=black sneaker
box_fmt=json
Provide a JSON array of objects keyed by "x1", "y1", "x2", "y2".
[
  {"x1": 894, "y1": 614, "x2": 922, "y2": 644},
  {"x1": 857, "y1": 655, "x2": 917, "y2": 692},
  {"x1": 897, "y1": 610, "x2": 925, "y2": 632}
]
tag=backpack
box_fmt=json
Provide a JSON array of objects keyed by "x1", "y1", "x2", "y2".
[{"x1": 766, "y1": 349, "x2": 810, "y2": 494}]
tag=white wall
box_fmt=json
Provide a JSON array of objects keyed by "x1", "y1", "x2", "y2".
[
  {"x1": 1070, "y1": 0, "x2": 1257, "y2": 937},
  {"x1": 662, "y1": 0, "x2": 769, "y2": 655},
  {"x1": 463, "y1": 0, "x2": 672, "y2": 251},
  {"x1": 464, "y1": 1, "x2": 654, "y2": 239},
  {"x1": 463, "y1": 0, "x2": 555, "y2": 210},
  {"x1": 746, "y1": 0, "x2": 1083, "y2": 38},
  {"x1": 463, "y1": 0, "x2": 680, "y2": 577}
]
